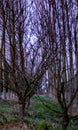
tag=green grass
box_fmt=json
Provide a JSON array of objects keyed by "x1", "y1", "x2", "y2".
[
  {"x1": 0, "y1": 99, "x2": 19, "y2": 124},
  {"x1": 29, "y1": 95, "x2": 62, "y2": 124},
  {"x1": 0, "y1": 96, "x2": 78, "y2": 130},
  {"x1": 26, "y1": 95, "x2": 78, "y2": 129},
  {"x1": 56, "y1": 126, "x2": 78, "y2": 130}
]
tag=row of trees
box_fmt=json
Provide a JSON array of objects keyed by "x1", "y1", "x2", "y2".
[{"x1": 0, "y1": 0, "x2": 78, "y2": 130}]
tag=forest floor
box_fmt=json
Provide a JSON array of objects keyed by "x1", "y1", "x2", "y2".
[{"x1": 0, "y1": 95, "x2": 78, "y2": 130}]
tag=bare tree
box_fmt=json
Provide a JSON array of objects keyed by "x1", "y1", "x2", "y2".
[
  {"x1": 34, "y1": 0, "x2": 78, "y2": 130},
  {"x1": 0, "y1": 0, "x2": 49, "y2": 122}
]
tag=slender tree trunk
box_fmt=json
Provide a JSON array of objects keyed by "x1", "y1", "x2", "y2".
[
  {"x1": 62, "y1": 124, "x2": 68, "y2": 130},
  {"x1": 62, "y1": 111, "x2": 69, "y2": 130},
  {"x1": 26, "y1": 97, "x2": 30, "y2": 108},
  {"x1": 19, "y1": 101, "x2": 25, "y2": 122}
]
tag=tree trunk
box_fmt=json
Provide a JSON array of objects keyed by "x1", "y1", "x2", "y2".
[
  {"x1": 62, "y1": 111, "x2": 69, "y2": 130},
  {"x1": 62, "y1": 124, "x2": 68, "y2": 130},
  {"x1": 19, "y1": 102, "x2": 25, "y2": 122},
  {"x1": 26, "y1": 97, "x2": 30, "y2": 108}
]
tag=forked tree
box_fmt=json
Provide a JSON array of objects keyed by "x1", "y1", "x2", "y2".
[
  {"x1": 34, "y1": 0, "x2": 78, "y2": 130},
  {"x1": 0, "y1": 0, "x2": 50, "y2": 122}
]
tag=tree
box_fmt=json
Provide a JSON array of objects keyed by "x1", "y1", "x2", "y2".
[
  {"x1": 0, "y1": 0, "x2": 49, "y2": 122},
  {"x1": 34, "y1": 0, "x2": 78, "y2": 130},
  {"x1": 0, "y1": 0, "x2": 7, "y2": 98}
]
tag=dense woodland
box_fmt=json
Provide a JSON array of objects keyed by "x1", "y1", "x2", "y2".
[{"x1": 0, "y1": 0, "x2": 78, "y2": 130}]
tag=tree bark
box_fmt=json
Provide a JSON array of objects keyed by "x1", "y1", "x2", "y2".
[
  {"x1": 19, "y1": 102, "x2": 25, "y2": 122},
  {"x1": 62, "y1": 111, "x2": 69, "y2": 130},
  {"x1": 62, "y1": 124, "x2": 68, "y2": 130},
  {"x1": 26, "y1": 97, "x2": 30, "y2": 108}
]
